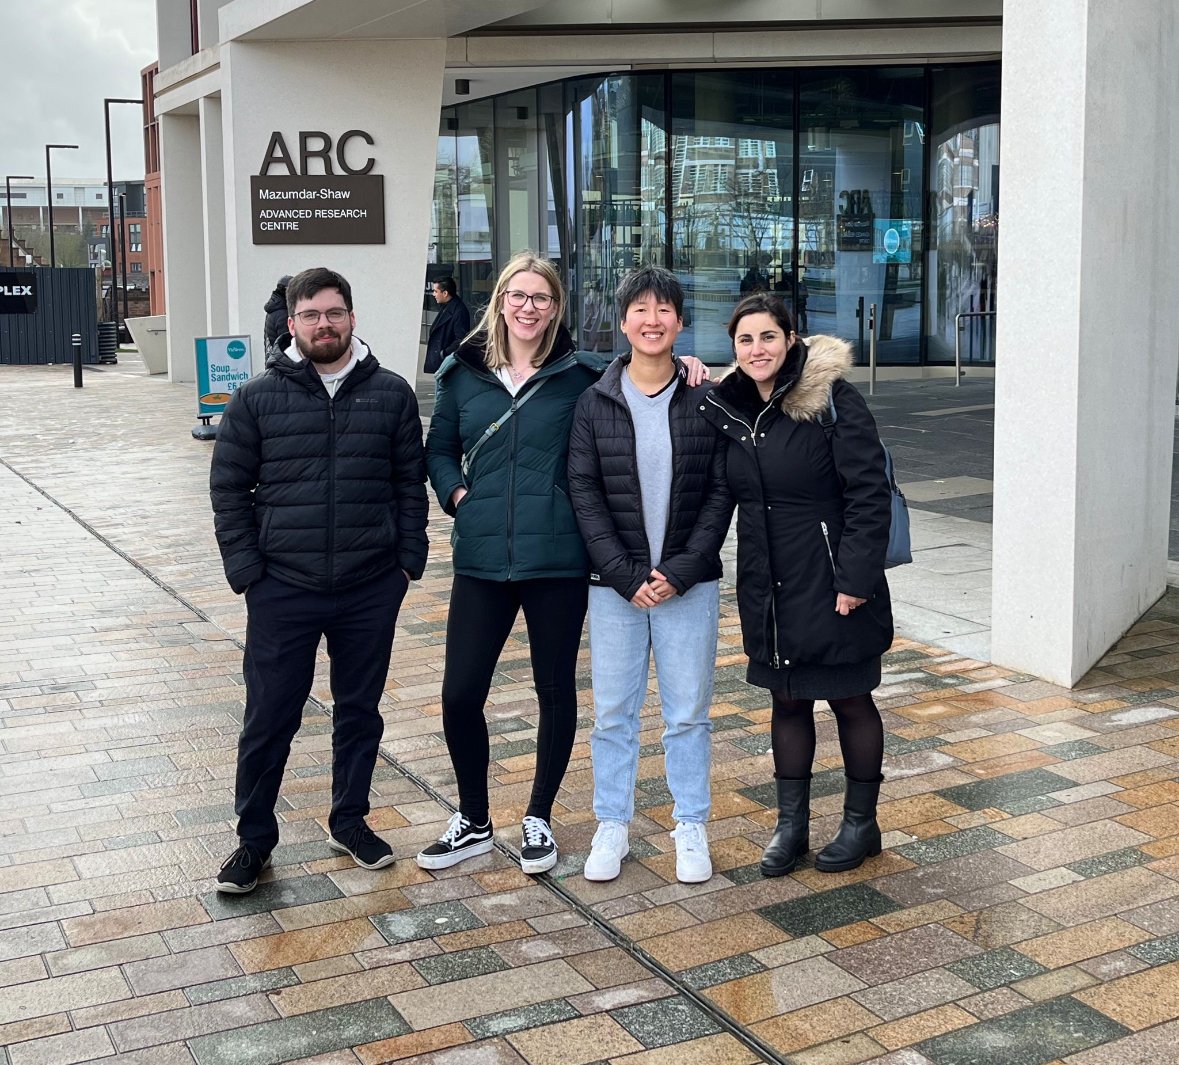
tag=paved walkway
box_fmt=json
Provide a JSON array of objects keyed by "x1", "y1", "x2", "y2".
[{"x1": 1, "y1": 363, "x2": 1179, "y2": 1065}]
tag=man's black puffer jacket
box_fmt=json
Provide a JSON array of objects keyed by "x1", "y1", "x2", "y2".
[
  {"x1": 567, "y1": 355, "x2": 733, "y2": 601},
  {"x1": 210, "y1": 336, "x2": 429, "y2": 595}
]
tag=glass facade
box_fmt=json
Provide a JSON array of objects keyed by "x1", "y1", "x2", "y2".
[{"x1": 427, "y1": 63, "x2": 1000, "y2": 365}]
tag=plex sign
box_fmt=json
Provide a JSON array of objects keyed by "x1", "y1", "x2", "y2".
[
  {"x1": 251, "y1": 130, "x2": 385, "y2": 245},
  {"x1": 0, "y1": 272, "x2": 37, "y2": 314}
]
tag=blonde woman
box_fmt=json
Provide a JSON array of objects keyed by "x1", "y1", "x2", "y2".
[{"x1": 420, "y1": 252, "x2": 706, "y2": 875}]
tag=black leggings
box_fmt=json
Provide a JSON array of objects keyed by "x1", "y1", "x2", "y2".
[
  {"x1": 441, "y1": 574, "x2": 587, "y2": 825},
  {"x1": 770, "y1": 692, "x2": 883, "y2": 782}
]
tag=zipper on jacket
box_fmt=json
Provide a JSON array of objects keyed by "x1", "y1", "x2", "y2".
[
  {"x1": 820, "y1": 520, "x2": 836, "y2": 575},
  {"x1": 769, "y1": 595, "x2": 780, "y2": 670},
  {"x1": 328, "y1": 396, "x2": 337, "y2": 591},
  {"x1": 506, "y1": 396, "x2": 519, "y2": 578}
]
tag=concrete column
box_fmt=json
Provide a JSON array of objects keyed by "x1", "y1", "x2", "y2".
[
  {"x1": 159, "y1": 112, "x2": 207, "y2": 384},
  {"x1": 199, "y1": 95, "x2": 229, "y2": 334},
  {"x1": 220, "y1": 38, "x2": 446, "y2": 379},
  {"x1": 992, "y1": 0, "x2": 1179, "y2": 685}
]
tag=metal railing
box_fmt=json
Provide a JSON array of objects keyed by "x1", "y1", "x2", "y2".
[{"x1": 955, "y1": 311, "x2": 997, "y2": 386}]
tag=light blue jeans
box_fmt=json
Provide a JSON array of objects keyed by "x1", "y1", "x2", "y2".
[{"x1": 588, "y1": 580, "x2": 719, "y2": 825}]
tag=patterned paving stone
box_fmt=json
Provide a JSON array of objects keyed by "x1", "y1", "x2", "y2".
[
  {"x1": 414, "y1": 945, "x2": 509, "y2": 984},
  {"x1": 943, "y1": 947, "x2": 1047, "y2": 990},
  {"x1": 759, "y1": 884, "x2": 903, "y2": 937},
  {"x1": 612, "y1": 996, "x2": 724, "y2": 1048},
  {"x1": 371, "y1": 900, "x2": 485, "y2": 945},
  {"x1": 188, "y1": 998, "x2": 410, "y2": 1065},
  {"x1": 199, "y1": 875, "x2": 345, "y2": 920},
  {"x1": 465, "y1": 999, "x2": 582, "y2": 1040},
  {"x1": 915, "y1": 997, "x2": 1129, "y2": 1065}
]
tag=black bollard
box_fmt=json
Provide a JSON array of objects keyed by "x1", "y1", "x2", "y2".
[{"x1": 72, "y1": 333, "x2": 83, "y2": 389}]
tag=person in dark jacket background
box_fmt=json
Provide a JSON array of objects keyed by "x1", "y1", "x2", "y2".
[
  {"x1": 567, "y1": 266, "x2": 732, "y2": 886},
  {"x1": 423, "y1": 276, "x2": 472, "y2": 373},
  {"x1": 701, "y1": 293, "x2": 893, "y2": 879},
  {"x1": 262, "y1": 274, "x2": 292, "y2": 350},
  {"x1": 210, "y1": 267, "x2": 428, "y2": 894}
]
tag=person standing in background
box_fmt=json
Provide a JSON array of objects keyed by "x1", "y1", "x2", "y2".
[{"x1": 424, "y1": 276, "x2": 472, "y2": 373}]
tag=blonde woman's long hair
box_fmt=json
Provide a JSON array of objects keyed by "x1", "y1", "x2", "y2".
[{"x1": 470, "y1": 252, "x2": 567, "y2": 371}]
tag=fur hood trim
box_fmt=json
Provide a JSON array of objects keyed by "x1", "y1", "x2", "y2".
[{"x1": 780, "y1": 334, "x2": 853, "y2": 422}]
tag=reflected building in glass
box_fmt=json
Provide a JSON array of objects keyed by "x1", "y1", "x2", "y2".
[{"x1": 428, "y1": 64, "x2": 1000, "y2": 367}]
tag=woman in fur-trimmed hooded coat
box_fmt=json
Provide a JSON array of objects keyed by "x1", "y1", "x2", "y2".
[{"x1": 700, "y1": 293, "x2": 893, "y2": 880}]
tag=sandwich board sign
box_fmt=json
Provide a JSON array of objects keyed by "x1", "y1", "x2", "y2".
[{"x1": 195, "y1": 335, "x2": 252, "y2": 417}]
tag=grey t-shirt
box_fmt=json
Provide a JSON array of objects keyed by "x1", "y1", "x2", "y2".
[{"x1": 620, "y1": 367, "x2": 675, "y2": 566}]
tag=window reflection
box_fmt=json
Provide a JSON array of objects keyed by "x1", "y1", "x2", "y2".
[
  {"x1": 670, "y1": 71, "x2": 794, "y2": 363},
  {"x1": 425, "y1": 63, "x2": 1000, "y2": 367},
  {"x1": 928, "y1": 65, "x2": 1001, "y2": 364},
  {"x1": 799, "y1": 69, "x2": 925, "y2": 363}
]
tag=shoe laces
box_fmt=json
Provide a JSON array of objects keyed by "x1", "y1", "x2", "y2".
[
  {"x1": 591, "y1": 820, "x2": 627, "y2": 850},
  {"x1": 340, "y1": 823, "x2": 378, "y2": 849},
  {"x1": 438, "y1": 811, "x2": 471, "y2": 845},
  {"x1": 223, "y1": 844, "x2": 262, "y2": 870},
  {"x1": 672, "y1": 822, "x2": 707, "y2": 854},
  {"x1": 521, "y1": 816, "x2": 553, "y2": 848}
]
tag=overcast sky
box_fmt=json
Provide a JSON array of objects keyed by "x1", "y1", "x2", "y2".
[{"x1": 1, "y1": 0, "x2": 158, "y2": 184}]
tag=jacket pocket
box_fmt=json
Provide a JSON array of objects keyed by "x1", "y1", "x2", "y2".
[
  {"x1": 258, "y1": 507, "x2": 274, "y2": 551},
  {"x1": 819, "y1": 520, "x2": 836, "y2": 576}
]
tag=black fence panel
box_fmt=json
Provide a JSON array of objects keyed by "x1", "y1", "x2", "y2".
[{"x1": 0, "y1": 267, "x2": 99, "y2": 365}]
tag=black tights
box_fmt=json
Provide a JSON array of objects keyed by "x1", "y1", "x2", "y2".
[
  {"x1": 440, "y1": 574, "x2": 587, "y2": 826},
  {"x1": 770, "y1": 692, "x2": 883, "y2": 781}
]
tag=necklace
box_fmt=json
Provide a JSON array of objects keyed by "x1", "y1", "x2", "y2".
[{"x1": 508, "y1": 363, "x2": 530, "y2": 383}]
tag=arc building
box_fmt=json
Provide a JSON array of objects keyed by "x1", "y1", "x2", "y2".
[{"x1": 150, "y1": 0, "x2": 1179, "y2": 686}]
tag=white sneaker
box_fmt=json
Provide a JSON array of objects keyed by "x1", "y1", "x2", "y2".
[
  {"x1": 672, "y1": 821, "x2": 712, "y2": 883},
  {"x1": 583, "y1": 820, "x2": 629, "y2": 881}
]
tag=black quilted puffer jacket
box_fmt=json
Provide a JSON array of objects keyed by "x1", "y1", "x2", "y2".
[
  {"x1": 209, "y1": 337, "x2": 429, "y2": 594},
  {"x1": 566, "y1": 355, "x2": 733, "y2": 601}
]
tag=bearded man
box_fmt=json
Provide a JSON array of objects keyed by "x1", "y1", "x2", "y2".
[{"x1": 209, "y1": 267, "x2": 428, "y2": 892}]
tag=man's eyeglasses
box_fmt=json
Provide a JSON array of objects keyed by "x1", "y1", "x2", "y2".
[
  {"x1": 504, "y1": 290, "x2": 554, "y2": 310},
  {"x1": 293, "y1": 308, "x2": 350, "y2": 325}
]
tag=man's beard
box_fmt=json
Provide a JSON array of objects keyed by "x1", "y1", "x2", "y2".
[{"x1": 296, "y1": 328, "x2": 351, "y2": 364}]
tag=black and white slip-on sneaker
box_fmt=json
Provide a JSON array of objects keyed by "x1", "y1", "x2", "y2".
[
  {"x1": 520, "y1": 815, "x2": 557, "y2": 875},
  {"x1": 416, "y1": 811, "x2": 494, "y2": 870}
]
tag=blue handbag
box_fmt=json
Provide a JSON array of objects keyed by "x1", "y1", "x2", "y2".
[{"x1": 820, "y1": 390, "x2": 912, "y2": 569}]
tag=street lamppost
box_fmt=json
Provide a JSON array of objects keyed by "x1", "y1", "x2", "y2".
[
  {"x1": 4, "y1": 175, "x2": 34, "y2": 267},
  {"x1": 118, "y1": 192, "x2": 130, "y2": 325},
  {"x1": 104, "y1": 97, "x2": 142, "y2": 339},
  {"x1": 45, "y1": 143, "x2": 78, "y2": 266}
]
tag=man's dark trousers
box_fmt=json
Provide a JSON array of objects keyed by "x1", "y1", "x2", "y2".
[{"x1": 235, "y1": 567, "x2": 409, "y2": 853}]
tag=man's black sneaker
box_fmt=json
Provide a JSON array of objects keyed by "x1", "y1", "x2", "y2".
[
  {"x1": 328, "y1": 823, "x2": 396, "y2": 870},
  {"x1": 520, "y1": 816, "x2": 558, "y2": 875},
  {"x1": 416, "y1": 812, "x2": 494, "y2": 870},
  {"x1": 215, "y1": 844, "x2": 271, "y2": 894}
]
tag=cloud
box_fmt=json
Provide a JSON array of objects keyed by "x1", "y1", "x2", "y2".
[{"x1": 0, "y1": 1, "x2": 157, "y2": 182}]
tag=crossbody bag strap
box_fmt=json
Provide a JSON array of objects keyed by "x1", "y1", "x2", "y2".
[{"x1": 460, "y1": 373, "x2": 553, "y2": 484}]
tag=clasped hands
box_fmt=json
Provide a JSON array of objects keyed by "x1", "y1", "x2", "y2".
[{"x1": 630, "y1": 569, "x2": 677, "y2": 609}]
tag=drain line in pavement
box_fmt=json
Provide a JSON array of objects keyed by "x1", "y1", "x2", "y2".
[{"x1": 4, "y1": 457, "x2": 786, "y2": 1065}]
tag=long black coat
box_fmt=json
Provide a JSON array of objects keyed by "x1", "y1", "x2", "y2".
[
  {"x1": 701, "y1": 335, "x2": 893, "y2": 670},
  {"x1": 210, "y1": 337, "x2": 429, "y2": 594},
  {"x1": 424, "y1": 297, "x2": 472, "y2": 373},
  {"x1": 567, "y1": 356, "x2": 732, "y2": 601}
]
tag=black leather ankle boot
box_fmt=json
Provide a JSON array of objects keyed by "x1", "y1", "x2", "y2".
[
  {"x1": 760, "y1": 777, "x2": 811, "y2": 877},
  {"x1": 814, "y1": 775, "x2": 882, "y2": 873}
]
